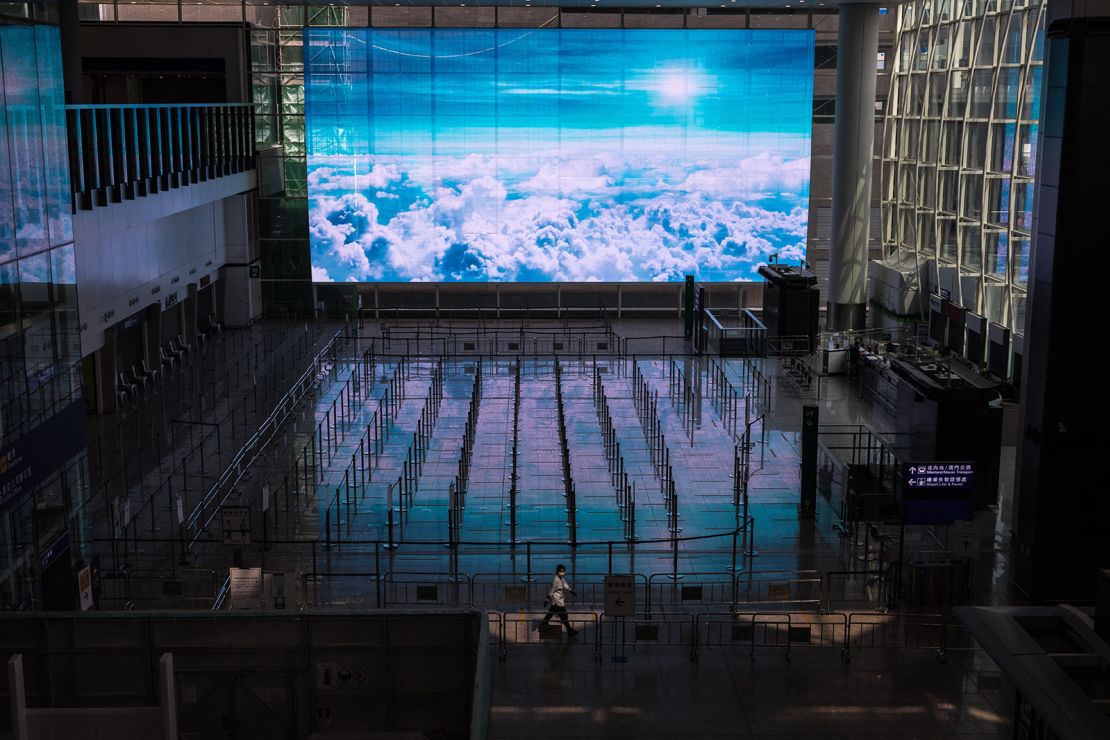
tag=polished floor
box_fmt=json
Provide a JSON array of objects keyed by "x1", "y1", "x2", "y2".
[{"x1": 488, "y1": 643, "x2": 1013, "y2": 738}]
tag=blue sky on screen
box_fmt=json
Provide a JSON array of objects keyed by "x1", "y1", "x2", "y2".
[{"x1": 306, "y1": 28, "x2": 813, "y2": 283}]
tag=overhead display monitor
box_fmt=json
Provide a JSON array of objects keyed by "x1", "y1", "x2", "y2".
[
  {"x1": 965, "y1": 311, "x2": 986, "y2": 366},
  {"x1": 987, "y1": 322, "x2": 1010, "y2": 379},
  {"x1": 928, "y1": 294, "x2": 947, "y2": 346},
  {"x1": 305, "y1": 28, "x2": 814, "y2": 283},
  {"x1": 945, "y1": 302, "x2": 966, "y2": 357}
]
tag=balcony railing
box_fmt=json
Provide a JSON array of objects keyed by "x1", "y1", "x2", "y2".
[{"x1": 66, "y1": 103, "x2": 254, "y2": 211}]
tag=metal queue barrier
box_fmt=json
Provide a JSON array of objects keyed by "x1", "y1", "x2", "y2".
[
  {"x1": 499, "y1": 611, "x2": 603, "y2": 661},
  {"x1": 174, "y1": 347, "x2": 786, "y2": 615},
  {"x1": 553, "y1": 359, "x2": 579, "y2": 546},
  {"x1": 377, "y1": 330, "x2": 626, "y2": 359},
  {"x1": 184, "y1": 328, "x2": 348, "y2": 549},
  {"x1": 592, "y1": 364, "x2": 638, "y2": 541},
  {"x1": 631, "y1": 362, "x2": 681, "y2": 536},
  {"x1": 383, "y1": 572, "x2": 472, "y2": 608},
  {"x1": 646, "y1": 571, "x2": 822, "y2": 615},
  {"x1": 469, "y1": 573, "x2": 652, "y2": 613},
  {"x1": 298, "y1": 560, "x2": 816, "y2": 614},
  {"x1": 692, "y1": 612, "x2": 849, "y2": 662},
  {"x1": 482, "y1": 610, "x2": 978, "y2": 665},
  {"x1": 93, "y1": 323, "x2": 334, "y2": 605}
]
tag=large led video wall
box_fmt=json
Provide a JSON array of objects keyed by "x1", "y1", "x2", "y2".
[{"x1": 305, "y1": 29, "x2": 814, "y2": 283}]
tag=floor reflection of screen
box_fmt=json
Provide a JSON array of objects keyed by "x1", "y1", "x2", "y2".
[{"x1": 305, "y1": 28, "x2": 814, "y2": 283}]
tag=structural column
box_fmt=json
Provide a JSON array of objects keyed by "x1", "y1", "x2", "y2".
[
  {"x1": 827, "y1": 2, "x2": 880, "y2": 331},
  {"x1": 1013, "y1": 0, "x2": 1110, "y2": 602},
  {"x1": 58, "y1": 0, "x2": 84, "y2": 105}
]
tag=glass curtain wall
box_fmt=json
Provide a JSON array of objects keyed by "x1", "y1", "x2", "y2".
[
  {"x1": 252, "y1": 3, "x2": 347, "y2": 315},
  {"x1": 0, "y1": 18, "x2": 90, "y2": 611},
  {"x1": 881, "y1": 0, "x2": 1044, "y2": 331}
]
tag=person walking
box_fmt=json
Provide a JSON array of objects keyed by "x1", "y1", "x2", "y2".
[{"x1": 540, "y1": 564, "x2": 578, "y2": 637}]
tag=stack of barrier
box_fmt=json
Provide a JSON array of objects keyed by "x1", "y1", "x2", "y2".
[
  {"x1": 358, "y1": 340, "x2": 377, "y2": 388},
  {"x1": 554, "y1": 360, "x2": 578, "y2": 546},
  {"x1": 631, "y1": 362, "x2": 680, "y2": 534},
  {"x1": 780, "y1": 355, "x2": 817, "y2": 397},
  {"x1": 448, "y1": 358, "x2": 484, "y2": 545},
  {"x1": 324, "y1": 357, "x2": 411, "y2": 551},
  {"x1": 333, "y1": 349, "x2": 419, "y2": 524},
  {"x1": 508, "y1": 360, "x2": 522, "y2": 544},
  {"x1": 592, "y1": 364, "x2": 636, "y2": 541},
  {"x1": 709, "y1": 358, "x2": 762, "y2": 522},
  {"x1": 316, "y1": 346, "x2": 374, "y2": 467},
  {"x1": 395, "y1": 357, "x2": 445, "y2": 512},
  {"x1": 737, "y1": 356, "x2": 772, "y2": 416},
  {"x1": 707, "y1": 357, "x2": 743, "y2": 438},
  {"x1": 368, "y1": 358, "x2": 408, "y2": 480},
  {"x1": 666, "y1": 358, "x2": 697, "y2": 443},
  {"x1": 318, "y1": 355, "x2": 407, "y2": 471}
]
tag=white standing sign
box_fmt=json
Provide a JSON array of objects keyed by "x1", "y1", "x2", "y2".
[
  {"x1": 229, "y1": 567, "x2": 263, "y2": 610},
  {"x1": 261, "y1": 484, "x2": 270, "y2": 513},
  {"x1": 604, "y1": 574, "x2": 636, "y2": 617},
  {"x1": 78, "y1": 566, "x2": 94, "y2": 611}
]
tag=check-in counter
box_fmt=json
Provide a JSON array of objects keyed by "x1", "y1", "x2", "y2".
[{"x1": 889, "y1": 357, "x2": 1003, "y2": 509}]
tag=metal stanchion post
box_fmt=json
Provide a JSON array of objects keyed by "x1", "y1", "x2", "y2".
[{"x1": 521, "y1": 541, "x2": 535, "y2": 583}]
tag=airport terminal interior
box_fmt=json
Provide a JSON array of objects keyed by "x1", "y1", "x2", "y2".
[{"x1": 0, "y1": 0, "x2": 1107, "y2": 738}]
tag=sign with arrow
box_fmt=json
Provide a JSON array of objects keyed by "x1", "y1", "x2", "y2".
[
  {"x1": 949, "y1": 520, "x2": 982, "y2": 560},
  {"x1": 604, "y1": 574, "x2": 635, "y2": 617},
  {"x1": 905, "y1": 462, "x2": 974, "y2": 491}
]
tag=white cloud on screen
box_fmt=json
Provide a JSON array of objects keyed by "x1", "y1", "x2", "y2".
[{"x1": 308, "y1": 148, "x2": 808, "y2": 283}]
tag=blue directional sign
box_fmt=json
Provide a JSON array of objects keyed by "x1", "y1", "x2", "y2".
[
  {"x1": 903, "y1": 462, "x2": 976, "y2": 525},
  {"x1": 905, "y1": 463, "x2": 974, "y2": 491}
]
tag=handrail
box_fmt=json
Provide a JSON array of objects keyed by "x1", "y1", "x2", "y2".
[
  {"x1": 211, "y1": 574, "x2": 231, "y2": 610},
  {"x1": 66, "y1": 101, "x2": 254, "y2": 210},
  {"x1": 67, "y1": 102, "x2": 253, "y2": 111},
  {"x1": 185, "y1": 329, "x2": 345, "y2": 547}
]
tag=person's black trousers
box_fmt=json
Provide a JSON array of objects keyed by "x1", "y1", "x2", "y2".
[{"x1": 542, "y1": 605, "x2": 572, "y2": 631}]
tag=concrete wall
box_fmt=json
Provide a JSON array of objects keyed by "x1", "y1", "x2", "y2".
[
  {"x1": 0, "y1": 610, "x2": 481, "y2": 740},
  {"x1": 74, "y1": 172, "x2": 255, "y2": 356}
]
